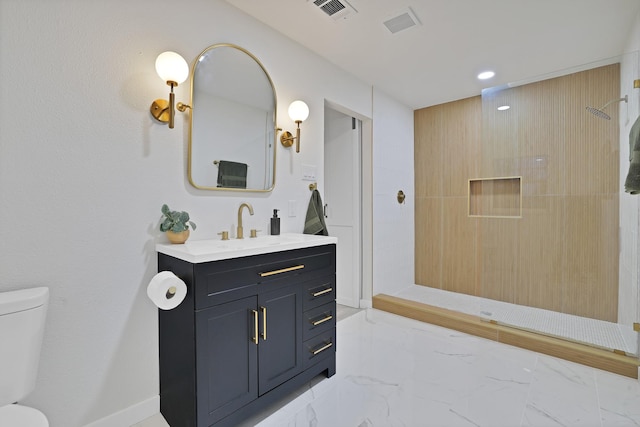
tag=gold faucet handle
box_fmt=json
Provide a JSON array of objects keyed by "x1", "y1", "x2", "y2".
[
  {"x1": 218, "y1": 231, "x2": 229, "y2": 241},
  {"x1": 250, "y1": 229, "x2": 261, "y2": 238}
]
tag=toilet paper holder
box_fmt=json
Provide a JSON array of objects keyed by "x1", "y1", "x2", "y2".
[{"x1": 148, "y1": 271, "x2": 187, "y2": 310}]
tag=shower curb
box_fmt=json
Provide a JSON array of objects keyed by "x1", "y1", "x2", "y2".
[{"x1": 373, "y1": 294, "x2": 639, "y2": 379}]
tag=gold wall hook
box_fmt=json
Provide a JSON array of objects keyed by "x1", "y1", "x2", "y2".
[{"x1": 397, "y1": 190, "x2": 406, "y2": 204}]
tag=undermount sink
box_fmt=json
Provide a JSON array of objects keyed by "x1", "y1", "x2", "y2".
[{"x1": 156, "y1": 233, "x2": 337, "y2": 263}]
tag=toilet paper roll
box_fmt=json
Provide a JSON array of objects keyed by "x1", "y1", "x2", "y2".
[{"x1": 147, "y1": 271, "x2": 187, "y2": 310}]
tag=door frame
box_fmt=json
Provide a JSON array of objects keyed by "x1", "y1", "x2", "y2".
[{"x1": 324, "y1": 100, "x2": 373, "y2": 308}]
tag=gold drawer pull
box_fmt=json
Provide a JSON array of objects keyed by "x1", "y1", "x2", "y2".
[
  {"x1": 312, "y1": 287, "x2": 333, "y2": 297},
  {"x1": 312, "y1": 315, "x2": 333, "y2": 326},
  {"x1": 311, "y1": 341, "x2": 333, "y2": 355},
  {"x1": 259, "y1": 264, "x2": 304, "y2": 277},
  {"x1": 252, "y1": 310, "x2": 259, "y2": 345}
]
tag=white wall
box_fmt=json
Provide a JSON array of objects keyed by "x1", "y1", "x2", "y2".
[
  {"x1": 371, "y1": 88, "x2": 415, "y2": 296},
  {"x1": 619, "y1": 9, "x2": 640, "y2": 334},
  {"x1": 0, "y1": 1, "x2": 411, "y2": 425}
]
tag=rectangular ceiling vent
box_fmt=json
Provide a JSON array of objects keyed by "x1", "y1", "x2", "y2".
[
  {"x1": 312, "y1": 0, "x2": 357, "y2": 21},
  {"x1": 383, "y1": 7, "x2": 421, "y2": 34}
]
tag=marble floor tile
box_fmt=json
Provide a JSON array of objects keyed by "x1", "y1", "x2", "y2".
[
  {"x1": 522, "y1": 356, "x2": 601, "y2": 426},
  {"x1": 131, "y1": 413, "x2": 169, "y2": 427},
  {"x1": 138, "y1": 309, "x2": 640, "y2": 427},
  {"x1": 595, "y1": 369, "x2": 640, "y2": 426}
]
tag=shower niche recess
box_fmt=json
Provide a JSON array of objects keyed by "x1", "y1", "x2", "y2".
[{"x1": 468, "y1": 176, "x2": 522, "y2": 218}]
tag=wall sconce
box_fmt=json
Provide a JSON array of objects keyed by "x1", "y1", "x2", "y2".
[
  {"x1": 150, "y1": 51, "x2": 189, "y2": 129},
  {"x1": 280, "y1": 100, "x2": 309, "y2": 153}
]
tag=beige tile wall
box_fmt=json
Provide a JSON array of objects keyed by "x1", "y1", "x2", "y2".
[{"x1": 414, "y1": 64, "x2": 620, "y2": 322}]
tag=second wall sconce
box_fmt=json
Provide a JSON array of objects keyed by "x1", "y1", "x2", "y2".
[
  {"x1": 280, "y1": 100, "x2": 309, "y2": 153},
  {"x1": 150, "y1": 51, "x2": 190, "y2": 129}
]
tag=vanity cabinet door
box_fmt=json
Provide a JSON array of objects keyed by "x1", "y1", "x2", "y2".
[
  {"x1": 257, "y1": 282, "x2": 303, "y2": 395},
  {"x1": 195, "y1": 296, "x2": 258, "y2": 426}
]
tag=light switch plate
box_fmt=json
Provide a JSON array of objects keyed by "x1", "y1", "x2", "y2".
[
  {"x1": 302, "y1": 164, "x2": 317, "y2": 181},
  {"x1": 288, "y1": 200, "x2": 296, "y2": 217}
]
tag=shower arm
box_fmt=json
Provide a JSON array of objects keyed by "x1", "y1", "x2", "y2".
[{"x1": 598, "y1": 95, "x2": 628, "y2": 110}]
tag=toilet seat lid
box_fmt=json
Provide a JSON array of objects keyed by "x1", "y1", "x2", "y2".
[{"x1": 0, "y1": 404, "x2": 49, "y2": 426}]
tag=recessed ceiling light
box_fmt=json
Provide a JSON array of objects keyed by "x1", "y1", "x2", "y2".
[
  {"x1": 477, "y1": 71, "x2": 495, "y2": 80},
  {"x1": 497, "y1": 105, "x2": 510, "y2": 111}
]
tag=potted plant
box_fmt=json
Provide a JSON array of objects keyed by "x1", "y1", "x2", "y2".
[{"x1": 160, "y1": 204, "x2": 197, "y2": 244}]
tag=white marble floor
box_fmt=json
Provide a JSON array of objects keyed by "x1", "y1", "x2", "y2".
[{"x1": 137, "y1": 308, "x2": 640, "y2": 427}]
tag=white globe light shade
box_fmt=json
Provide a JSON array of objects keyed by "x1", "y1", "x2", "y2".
[
  {"x1": 155, "y1": 51, "x2": 189, "y2": 84},
  {"x1": 288, "y1": 100, "x2": 309, "y2": 122}
]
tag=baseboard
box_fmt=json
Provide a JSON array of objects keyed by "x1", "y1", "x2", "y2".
[
  {"x1": 359, "y1": 299, "x2": 372, "y2": 308},
  {"x1": 373, "y1": 294, "x2": 640, "y2": 379},
  {"x1": 336, "y1": 297, "x2": 359, "y2": 308},
  {"x1": 83, "y1": 396, "x2": 159, "y2": 427}
]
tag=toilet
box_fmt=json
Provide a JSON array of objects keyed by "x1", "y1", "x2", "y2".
[{"x1": 0, "y1": 287, "x2": 50, "y2": 426}]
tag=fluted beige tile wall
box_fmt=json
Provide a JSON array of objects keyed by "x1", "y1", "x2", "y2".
[{"x1": 414, "y1": 64, "x2": 620, "y2": 322}]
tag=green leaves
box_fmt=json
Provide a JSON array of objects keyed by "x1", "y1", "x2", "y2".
[{"x1": 159, "y1": 204, "x2": 197, "y2": 232}]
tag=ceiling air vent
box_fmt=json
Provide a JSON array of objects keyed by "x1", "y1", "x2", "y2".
[
  {"x1": 312, "y1": 0, "x2": 357, "y2": 21},
  {"x1": 383, "y1": 7, "x2": 421, "y2": 34}
]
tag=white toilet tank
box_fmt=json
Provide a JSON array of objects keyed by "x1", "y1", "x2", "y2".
[{"x1": 0, "y1": 287, "x2": 49, "y2": 407}]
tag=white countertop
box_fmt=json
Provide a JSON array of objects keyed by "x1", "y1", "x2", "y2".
[{"x1": 156, "y1": 233, "x2": 337, "y2": 263}]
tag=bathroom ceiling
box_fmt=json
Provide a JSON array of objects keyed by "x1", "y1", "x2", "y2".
[{"x1": 225, "y1": 0, "x2": 640, "y2": 109}]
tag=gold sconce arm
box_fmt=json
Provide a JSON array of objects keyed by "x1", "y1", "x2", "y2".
[
  {"x1": 279, "y1": 121, "x2": 302, "y2": 153},
  {"x1": 150, "y1": 81, "x2": 179, "y2": 128}
]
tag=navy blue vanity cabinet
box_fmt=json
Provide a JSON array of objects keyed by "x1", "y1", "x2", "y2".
[{"x1": 158, "y1": 244, "x2": 336, "y2": 427}]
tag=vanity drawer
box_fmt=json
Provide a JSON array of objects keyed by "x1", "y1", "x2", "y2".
[
  {"x1": 303, "y1": 302, "x2": 336, "y2": 340},
  {"x1": 303, "y1": 329, "x2": 336, "y2": 370},
  {"x1": 303, "y1": 276, "x2": 336, "y2": 311},
  {"x1": 193, "y1": 245, "x2": 336, "y2": 309}
]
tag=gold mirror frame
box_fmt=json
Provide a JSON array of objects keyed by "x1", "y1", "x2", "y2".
[{"x1": 186, "y1": 44, "x2": 277, "y2": 192}]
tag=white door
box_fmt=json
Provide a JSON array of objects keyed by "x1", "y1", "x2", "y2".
[{"x1": 324, "y1": 106, "x2": 361, "y2": 308}]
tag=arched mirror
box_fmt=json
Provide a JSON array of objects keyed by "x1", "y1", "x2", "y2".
[{"x1": 187, "y1": 44, "x2": 277, "y2": 191}]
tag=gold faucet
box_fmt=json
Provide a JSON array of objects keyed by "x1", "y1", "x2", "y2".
[{"x1": 237, "y1": 202, "x2": 254, "y2": 239}]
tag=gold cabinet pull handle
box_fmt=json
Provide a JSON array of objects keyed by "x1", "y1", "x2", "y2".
[
  {"x1": 259, "y1": 264, "x2": 305, "y2": 277},
  {"x1": 260, "y1": 306, "x2": 267, "y2": 341},
  {"x1": 312, "y1": 315, "x2": 333, "y2": 326},
  {"x1": 252, "y1": 310, "x2": 259, "y2": 345},
  {"x1": 312, "y1": 287, "x2": 333, "y2": 297},
  {"x1": 311, "y1": 341, "x2": 333, "y2": 355}
]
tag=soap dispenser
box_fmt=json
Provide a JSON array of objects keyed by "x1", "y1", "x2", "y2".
[{"x1": 270, "y1": 209, "x2": 280, "y2": 235}]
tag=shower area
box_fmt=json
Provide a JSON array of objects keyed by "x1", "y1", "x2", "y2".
[{"x1": 404, "y1": 52, "x2": 640, "y2": 368}]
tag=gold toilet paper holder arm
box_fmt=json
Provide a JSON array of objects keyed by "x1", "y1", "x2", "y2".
[{"x1": 166, "y1": 286, "x2": 177, "y2": 299}]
